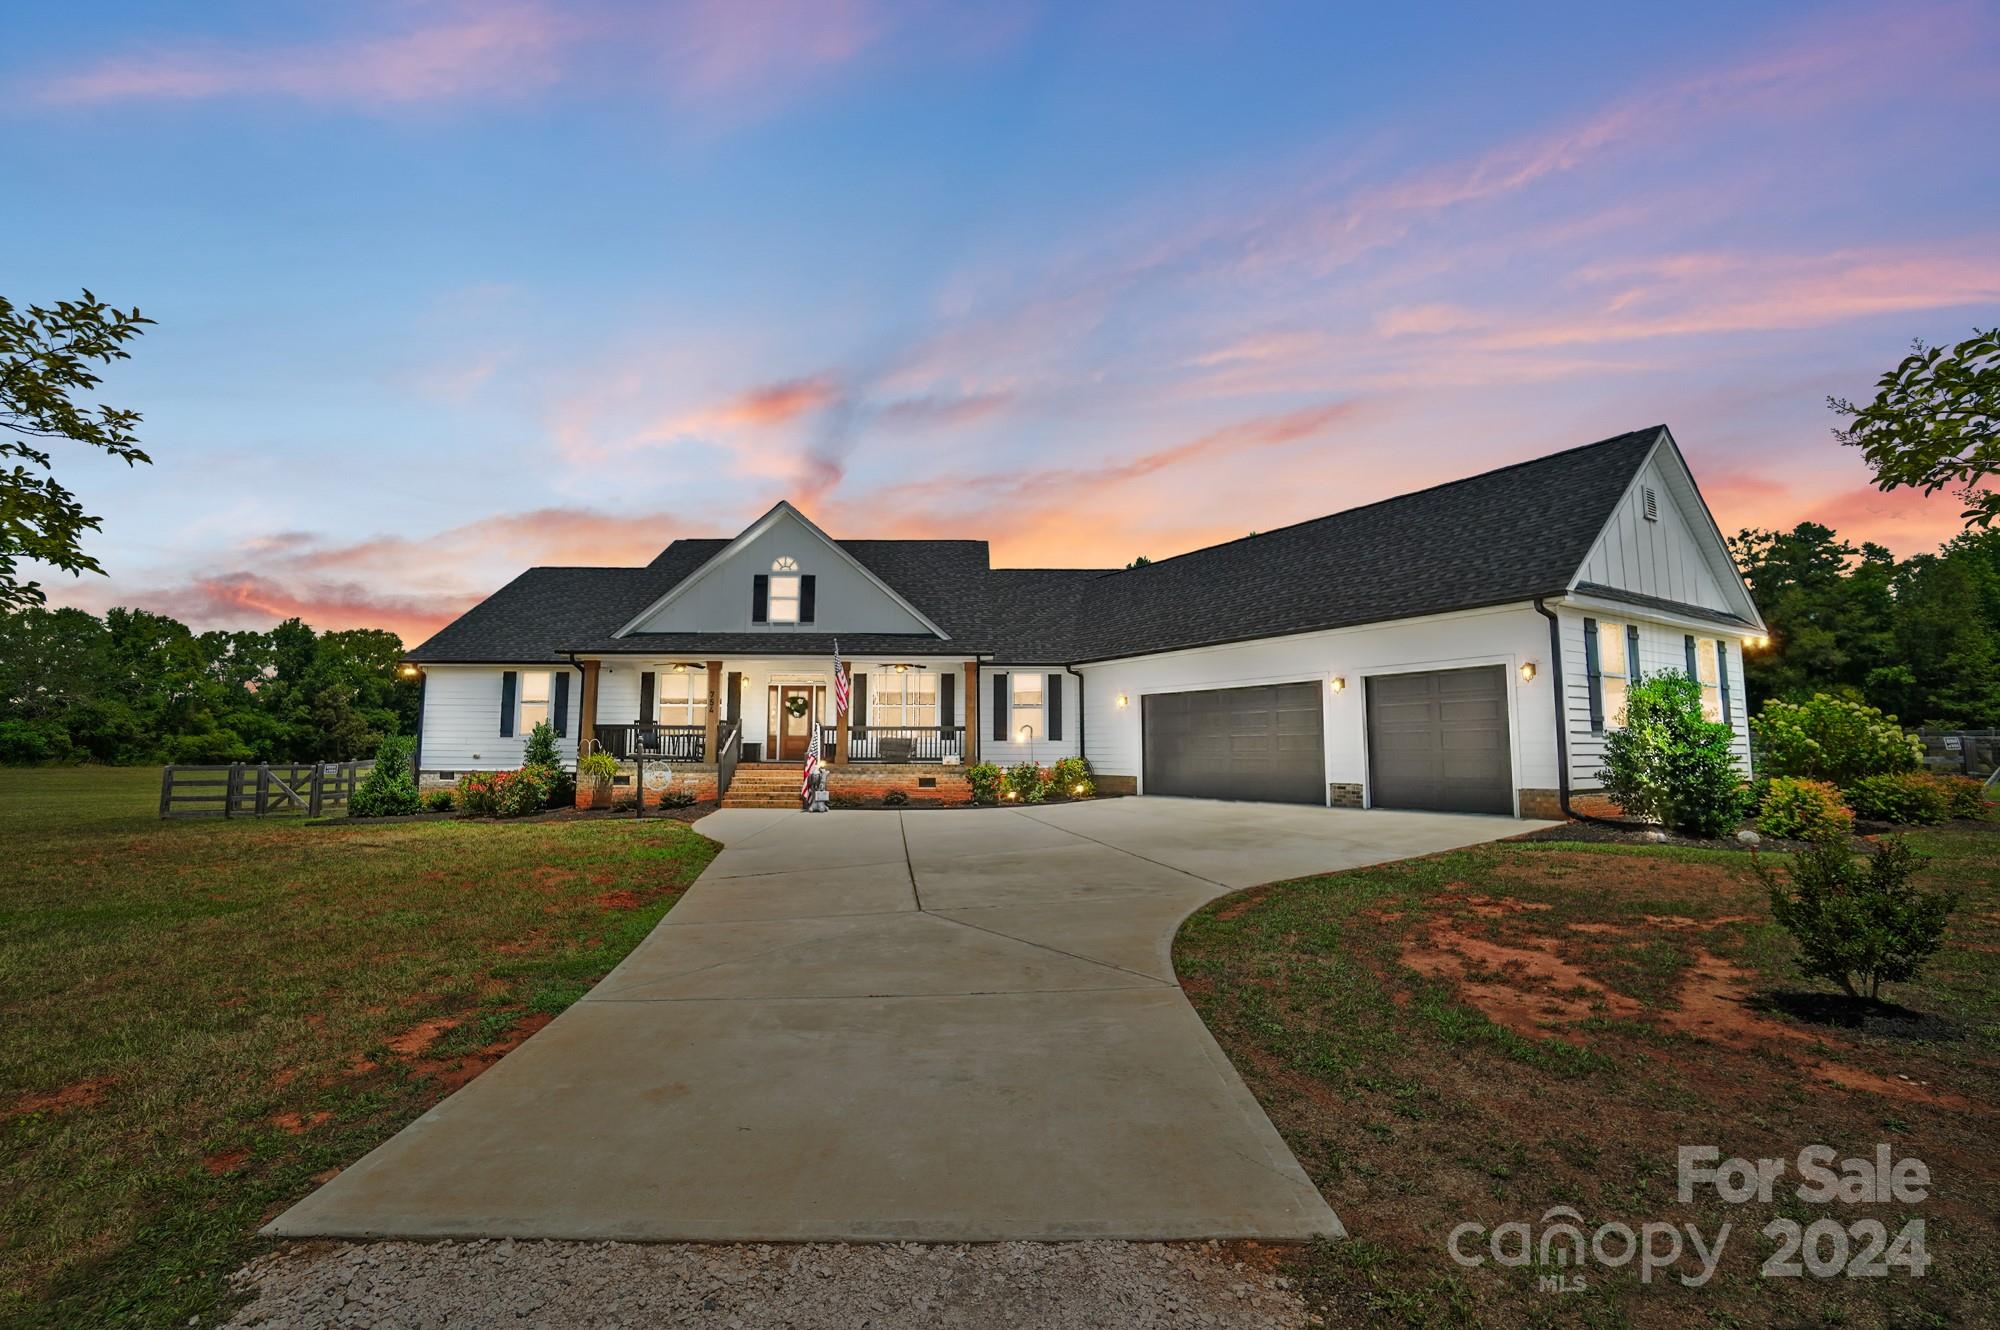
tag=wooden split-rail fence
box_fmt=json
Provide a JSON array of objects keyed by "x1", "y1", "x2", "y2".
[{"x1": 158, "y1": 760, "x2": 376, "y2": 820}]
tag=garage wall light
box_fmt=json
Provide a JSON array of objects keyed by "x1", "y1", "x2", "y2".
[
  {"x1": 1116, "y1": 693, "x2": 1130, "y2": 708},
  {"x1": 1329, "y1": 675, "x2": 1346, "y2": 693},
  {"x1": 1518, "y1": 661, "x2": 1538, "y2": 683}
]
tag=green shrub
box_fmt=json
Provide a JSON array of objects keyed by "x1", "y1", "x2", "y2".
[
  {"x1": 1846, "y1": 772, "x2": 1950, "y2": 825},
  {"x1": 577, "y1": 750, "x2": 619, "y2": 784},
  {"x1": 454, "y1": 766, "x2": 554, "y2": 818},
  {"x1": 349, "y1": 735, "x2": 421, "y2": 818},
  {"x1": 1760, "y1": 836, "x2": 1955, "y2": 1000},
  {"x1": 1049, "y1": 756, "x2": 1094, "y2": 799},
  {"x1": 1004, "y1": 761, "x2": 1047, "y2": 804},
  {"x1": 1930, "y1": 773, "x2": 1992, "y2": 820},
  {"x1": 423, "y1": 789, "x2": 455, "y2": 812},
  {"x1": 965, "y1": 762, "x2": 1003, "y2": 805},
  {"x1": 1599, "y1": 674, "x2": 1746, "y2": 838},
  {"x1": 1751, "y1": 695, "x2": 1921, "y2": 785},
  {"x1": 1756, "y1": 778, "x2": 1854, "y2": 841},
  {"x1": 656, "y1": 787, "x2": 697, "y2": 810},
  {"x1": 456, "y1": 771, "x2": 500, "y2": 815}
]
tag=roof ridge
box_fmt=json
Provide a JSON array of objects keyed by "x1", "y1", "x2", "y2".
[{"x1": 1099, "y1": 425, "x2": 1662, "y2": 579}]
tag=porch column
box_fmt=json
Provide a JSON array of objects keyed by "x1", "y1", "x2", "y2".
[
  {"x1": 703, "y1": 660, "x2": 722, "y2": 761},
  {"x1": 578, "y1": 660, "x2": 601, "y2": 755},
  {"x1": 964, "y1": 660, "x2": 980, "y2": 764},
  {"x1": 833, "y1": 659, "x2": 852, "y2": 765}
]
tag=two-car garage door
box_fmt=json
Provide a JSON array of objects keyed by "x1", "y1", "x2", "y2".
[{"x1": 1138, "y1": 666, "x2": 1512, "y2": 814}]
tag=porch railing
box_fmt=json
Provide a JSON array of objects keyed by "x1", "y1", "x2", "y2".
[
  {"x1": 717, "y1": 721, "x2": 741, "y2": 801},
  {"x1": 832, "y1": 724, "x2": 965, "y2": 763},
  {"x1": 592, "y1": 722, "x2": 705, "y2": 761}
]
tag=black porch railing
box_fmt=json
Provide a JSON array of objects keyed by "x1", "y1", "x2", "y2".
[
  {"x1": 592, "y1": 722, "x2": 705, "y2": 761},
  {"x1": 831, "y1": 724, "x2": 965, "y2": 763},
  {"x1": 717, "y1": 721, "x2": 741, "y2": 800}
]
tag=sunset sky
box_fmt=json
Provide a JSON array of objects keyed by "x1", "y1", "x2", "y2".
[{"x1": 8, "y1": 1, "x2": 1998, "y2": 647}]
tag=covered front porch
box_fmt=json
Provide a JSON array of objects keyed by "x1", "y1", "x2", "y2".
[{"x1": 577, "y1": 654, "x2": 980, "y2": 769}]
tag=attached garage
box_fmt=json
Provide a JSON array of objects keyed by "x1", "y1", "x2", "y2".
[
  {"x1": 1141, "y1": 682, "x2": 1325, "y2": 805},
  {"x1": 1365, "y1": 666, "x2": 1512, "y2": 815}
]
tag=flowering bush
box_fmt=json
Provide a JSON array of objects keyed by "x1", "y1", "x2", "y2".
[
  {"x1": 1756, "y1": 777, "x2": 1853, "y2": 841},
  {"x1": 1751, "y1": 695, "x2": 1921, "y2": 786},
  {"x1": 1929, "y1": 773, "x2": 1992, "y2": 820},
  {"x1": 1845, "y1": 772, "x2": 1950, "y2": 825},
  {"x1": 1049, "y1": 756, "x2": 1094, "y2": 799},
  {"x1": 455, "y1": 766, "x2": 556, "y2": 818},
  {"x1": 966, "y1": 762, "x2": 1003, "y2": 805}
]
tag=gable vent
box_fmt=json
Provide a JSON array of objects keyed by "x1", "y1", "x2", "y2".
[{"x1": 1642, "y1": 486, "x2": 1659, "y2": 522}]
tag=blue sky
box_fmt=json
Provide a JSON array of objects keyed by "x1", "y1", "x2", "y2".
[{"x1": 6, "y1": 0, "x2": 1997, "y2": 642}]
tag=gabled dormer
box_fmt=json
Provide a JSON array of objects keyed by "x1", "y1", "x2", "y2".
[{"x1": 615, "y1": 501, "x2": 949, "y2": 638}]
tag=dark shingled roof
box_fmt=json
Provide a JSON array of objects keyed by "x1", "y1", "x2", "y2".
[{"x1": 408, "y1": 427, "x2": 1669, "y2": 665}]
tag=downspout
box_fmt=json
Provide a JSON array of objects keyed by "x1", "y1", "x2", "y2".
[
  {"x1": 1532, "y1": 598, "x2": 1574, "y2": 820},
  {"x1": 410, "y1": 668, "x2": 426, "y2": 784},
  {"x1": 1065, "y1": 664, "x2": 1086, "y2": 765},
  {"x1": 564, "y1": 652, "x2": 590, "y2": 761}
]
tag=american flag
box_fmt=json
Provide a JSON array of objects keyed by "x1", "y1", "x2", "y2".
[
  {"x1": 832, "y1": 639, "x2": 850, "y2": 715},
  {"x1": 801, "y1": 716, "x2": 821, "y2": 802}
]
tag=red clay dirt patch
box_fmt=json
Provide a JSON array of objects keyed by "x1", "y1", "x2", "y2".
[
  {"x1": 589, "y1": 889, "x2": 645, "y2": 910},
  {"x1": 385, "y1": 1016, "x2": 460, "y2": 1057},
  {"x1": 202, "y1": 1147, "x2": 250, "y2": 1176},
  {"x1": 407, "y1": 1013, "x2": 554, "y2": 1096},
  {"x1": 1401, "y1": 926, "x2": 1641, "y2": 1038},
  {"x1": 268, "y1": 1110, "x2": 334, "y2": 1133},
  {"x1": 4, "y1": 1076, "x2": 115, "y2": 1121}
]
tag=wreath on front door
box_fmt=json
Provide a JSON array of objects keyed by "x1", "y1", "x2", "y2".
[{"x1": 785, "y1": 695, "x2": 811, "y2": 719}]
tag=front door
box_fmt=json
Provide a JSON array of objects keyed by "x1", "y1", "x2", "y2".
[{"x1": 777, "y1": 685, "x2": 815, "y2": 760}]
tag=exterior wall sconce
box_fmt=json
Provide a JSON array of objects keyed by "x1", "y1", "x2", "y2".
[
  {"x1": 1519, "y1": 661, "x2": 1538, "y2": 683},
  {"x1": 1329, "y1": 675, "x2": 1346, "y2": 693},
  {"x1": 397, "y1": 663, "x2": 421, "y2": 679},
  {"x1": 1744, "y1": 635, "x2": 1771, "y2": 650},
  {"x1": 1116, "y1": 693, "x2": 1130, "y2": 708}
]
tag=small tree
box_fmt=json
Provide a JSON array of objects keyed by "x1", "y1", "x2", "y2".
[
  {"x1": 349, "y1": 734, "x2": 420, "y2": 818},
  {"x1": 1832, "y1": 327, "x2": 2000, "y2": 530},
  {"x1": 519, "y1": 720, "x2": 571, "y2": 809},
  {"x1": 1600, "y1": 673, "x2": 1745, "y2": 837},
  {"x1": 1760, "y1": 837, "x2": 1955, "y2": 1000}
]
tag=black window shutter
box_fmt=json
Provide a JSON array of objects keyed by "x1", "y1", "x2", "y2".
[
  {"x1": 639, "y1": 670, "x2": 655, "y2": 721},
  {"x1": 1626, "y1": 625, "x2": 1640, "y2": 682},
  {"x1": 939, "y1": 671, "x2": 955, "y2": 735},
  {"x1": 1684, "y1": 634, "x2": 1698, "y2": 678},
  {"x1": 799, "y1": 575, "x2": 816, "y2": 623},
  {"x1": 499, "y1": 671, "x2": 518, "y2": 737},
  {"x1": 1582, "y1": 619, "x2": 1603, "y2": 734},
  {"x1": 752, "y1": 575, "x2": 769, "y2": 623},
  {"x1": 1716, "y1": 641, "x2": 1731, "y2": 723},
  {"x1": 852, "y1": 673, "x2": 867, "y2": 727},
  {"x1": 553, "y1": 672, "x2": 570, "y2": 737},
  {"x1": 1046, "y1": 673, "x2": 1063, "y2": 741},
  {"x1": 726, "y1": 672, "x2": 742, "y2": 725},
  {"x1": 992, "y1": 672, "x2": 1008, "y2": 742}
]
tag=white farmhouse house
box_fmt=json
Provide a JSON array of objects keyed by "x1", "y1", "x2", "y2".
[{"x1": 404, "y1": 425, "x2": 1766, "y2": 815}]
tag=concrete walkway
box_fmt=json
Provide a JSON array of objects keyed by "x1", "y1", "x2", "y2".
[{"x1": 268, "y1": 799, "x2": 1548, "y2": 1243}]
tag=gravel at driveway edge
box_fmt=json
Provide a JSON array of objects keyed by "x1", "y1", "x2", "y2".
[{"x1": 223, "y1": 1237, "x2": 1318, "y2": 1329}]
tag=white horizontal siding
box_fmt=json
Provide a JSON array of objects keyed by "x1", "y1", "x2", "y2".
[
  {"x1": 979, "y1": 667, "x2": 1081, "y2": 768},
  {"x1": 419, "y1": 665, "x2": 580, "y2": 773},
  {"x1": 1557, "y1": 607, "x2": 1752, "y2": 792},
  {"x1": 1077, "y1": 604, "x2": 1560, "y2": 804}
]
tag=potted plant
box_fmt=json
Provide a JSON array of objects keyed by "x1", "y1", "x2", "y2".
[{"x1": 576, "y1": 750, "x2": 619, "y2": 810}]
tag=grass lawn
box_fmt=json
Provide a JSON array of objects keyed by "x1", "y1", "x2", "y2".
[
  {"x1": 0, "y1": 766, "x2": 718, "y2": 1329},
  {"x1": 1179, "y1": 825, "x2": 2000, "y2": 1328}
]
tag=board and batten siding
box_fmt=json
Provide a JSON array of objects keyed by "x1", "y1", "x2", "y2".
[
  {"x1": 1556, "y1": 606, "x2": 1751, "y2": 793},
  {"x1": 1077, "y1": 603, "x2": 1560, "y2": 804},
  {"x1": 1573, "y1": 449, "x2": 1752, "y2": 617},
  {"x1": 418, "y1": 665, "x2": 579, "y2": 773}
]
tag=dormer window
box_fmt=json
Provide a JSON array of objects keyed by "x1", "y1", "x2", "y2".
[{"x1": 752, "y1": 558, "x2": 815, "y2": 625}]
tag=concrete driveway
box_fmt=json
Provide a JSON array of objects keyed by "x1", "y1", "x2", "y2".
[{"x1": 268, "y1": 798, "x2": 1548, "y2": 1243}]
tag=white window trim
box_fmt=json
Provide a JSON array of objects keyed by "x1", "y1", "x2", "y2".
[
  {"x1": 657, "y1": 670, "x2": 709, "y2": 724},
  {"x1": 1598, "y1": 621, "x2": 1631, "y2": 730},
  {"x1": 518, "y1": 669, "x2": 553, "y2": 734},
  {"x1": 768, "y1": 572, "x2": 802, "y2": 624},
  {"x1": 873, "y1": 671, "x2": 937, "y2": 727},
  {"x1": 1011, "y1": 673, "x2": 1045, "y2": 743}
]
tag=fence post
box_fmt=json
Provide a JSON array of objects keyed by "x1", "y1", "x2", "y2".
[
  {"x1": 223, "y1": 764, "x2": 240, "y2": 818},
  {"x1": 158, "y1": 765, "x2": 174, "y2": 820},
  {"x1": 255, "y1": 764, "x2": 270, "y2": 816},
  {"x1": 308, "y1": 764, "x2": 324, "y2": 818}
]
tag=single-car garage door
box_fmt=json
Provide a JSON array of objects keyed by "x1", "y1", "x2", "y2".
[
  {"x1": 1366, "y1": 666, "x2": 1512, "y2": 815},
  {"x1": 1142, "y1": 682, "x2": 1325, "y2": 805}
]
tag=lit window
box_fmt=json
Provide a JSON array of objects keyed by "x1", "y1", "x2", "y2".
[
  {"x1": 769, "y1": 557, "x2": 801, "y2": 624},
  {"x1": 518, "y1": 670, "x2": 552, "y2": 733},
  {"x1": 874, "y1": 671, "x2": 937, "y2": 727},
  {"x1": 657, "y1": 669, "x2": 709, "y2": 723},
  {"x1": 1011, "y1": 673, "x2": 1043, "y2": 741},
  {"x1": 1598, "y1": 621, "x2": 1631, "y2": 728},
  {"x1": 1696, "y1": 639, "x2": 1722, "y2": 722}
]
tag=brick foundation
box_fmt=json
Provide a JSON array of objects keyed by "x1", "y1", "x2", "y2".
[
  {"x1": 573, "y1": 762, "x2": 716, "y2": 809},
  {"x1": 1516, "y1": 788, "x2": 1564, "y2": 819},
  {"x1": 1328, "y1": 782, "x2": 1363, "y2": 808},
  {"x1": 1094, "y1": 774, "x2": 1138, "y2": 798},
  {"x1": 1569, "y1": 792, "x2": 1625, "y2": 819},
  {"x1": 826, "y1": 764, "x2": 971, "y2": 806}
]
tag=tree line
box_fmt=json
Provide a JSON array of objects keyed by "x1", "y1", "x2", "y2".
[{"x1": 0, "y1": 606, "x2": 417, "y2": 765}]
